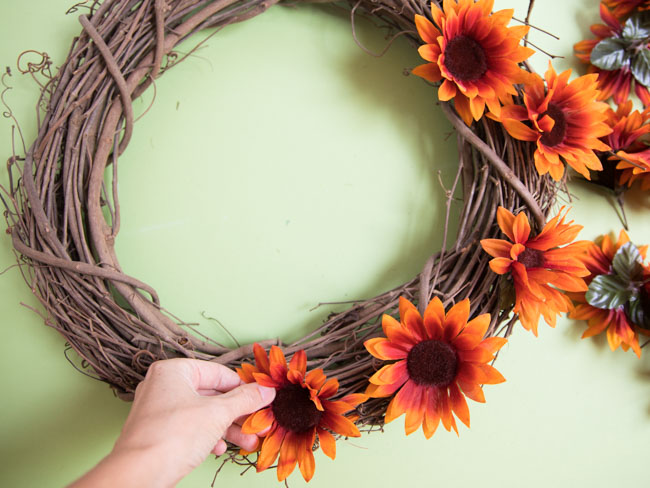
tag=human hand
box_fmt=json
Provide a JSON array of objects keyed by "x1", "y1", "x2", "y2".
[{"x1": 69, "y1": 358, "x2": 275, "y2": 488}]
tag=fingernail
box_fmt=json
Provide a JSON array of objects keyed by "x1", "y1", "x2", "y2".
[{"x1": 257, "y1": 385, "x2": 276, "y2": 403}]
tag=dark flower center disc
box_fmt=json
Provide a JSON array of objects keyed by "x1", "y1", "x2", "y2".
[
  {"x1": 444, "y1": 35, "x2": 488, "y2": 82},
  {"x1": 540, "y1": 103, "x2": 567, "y2": 147},
  {"x1": 407, "y1": 339, "x2": 458, "y2": 386},
  {"x1": 518, "y1": 247, "x2": 545, "y2": 268},
  {"x1": 272, "y1": 383, "x2": 323, "y2": 432}
]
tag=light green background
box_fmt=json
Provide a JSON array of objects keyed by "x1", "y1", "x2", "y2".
[{"x1": 1, "y1": 0, "x2": 649, "y2": 486}]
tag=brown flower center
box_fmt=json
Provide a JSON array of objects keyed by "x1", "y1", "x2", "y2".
[
  {"x1": 539, "y1": 103, "x2": 567, "y2": 147},
  {"x1": 517, "y1": 247, "x2": 545, "y2": 268},
  {"x1": 443, "y1": 35, "x2": 488, "y2": 82},
  {"x1": 406, "y1": 339, "x2": 458, "y2": 386},
  {"x1": 271, "y1": 383, "x2": 323, "y2": 433}
]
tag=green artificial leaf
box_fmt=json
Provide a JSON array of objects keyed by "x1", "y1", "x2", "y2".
[
  {"x1": 622, "y1": 12, "x2": 650, "y2": 40},
  {"x1": 586, "y1": 274, "x2": 633, "y2": 310},
  {"x1": 631, "y1": 48, "x2": 650, "y2": 87},
  {"x1": 591, "y1": 37, "x2": 630, "y2": 71},
  {"x1": 626, "y1": 296, "x2": 646, "y2": 327},
  {"x1": 612, "y1": 241, "x2": 644, "y2": 281},
  {"x1": 627, "y1": 286, "x2": 650, "y2": 327}
]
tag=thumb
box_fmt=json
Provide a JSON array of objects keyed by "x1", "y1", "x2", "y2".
[{"x1": 212, "y1": 383, "x2": 276, "y2": 424}]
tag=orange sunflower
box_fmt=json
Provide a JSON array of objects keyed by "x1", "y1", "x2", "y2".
[
  {"x1": 480, "y1": 207, "x2": 590, "y2": 335},
  {"x1": 616, "y1": 148, "x2": 650, "y2": 189},
  {"x1": 598, "y1": 101, "x2": 650, "y2": 190},
  {"x1": 237, "y1": 344, "x2": 366, "y2": 482},
  {"x1": 497, "y1": 63, "x2": 612, "y2": 181},
  {"x1": 570, "y1": 231, "x2": 649, "y2": 357},
  {"x1": 412, "y1": 0, "x2": 534, "y2": 125},
  {"x1": 603, "y1": 0, "x2": 650, "y2": 19},
  {"x1": 574, "y1": 3, "x2": 650, "y2": 106},
  {"x1": 364, "y1": 296, "x2": 507, "y2": 437}
]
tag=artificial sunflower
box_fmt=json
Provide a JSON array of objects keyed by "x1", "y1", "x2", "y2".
[
  {"x1": 497, "y1": 63, "x2": 612, "y2": 181},
  {"x1": 570, "y1": 231, "x2": 649, "y2": 357},
  {"x1": 574, "y1": 3, "x2": 650, "y2": 106},
  {"x1": 605, "y1": 101, "x2": 650, "y2": 189},
  {"x1": 237, "y1": 344, "x2": 366, "y2": 482},
  {"x1": 603, "y1": 0, "x2": 650, "y2": 20},
  {"x1": 602, "y1": 101, "x2": 650, "y2": 153},
  {"x1": 412, "y1": 0, "x2": 534, "y2": 125},
  {"x1": 480, "y1": 207, "x2": 590, "y2": 335},
  {"x1": 616, "y1": 148, "x2": 650, "y2": 189},
  {"x1": 364, "y1": 296, "x2": 507, "y2": 437},
  {"x1": 594, "y1": 101, "x2": 650, "y2": 189}
]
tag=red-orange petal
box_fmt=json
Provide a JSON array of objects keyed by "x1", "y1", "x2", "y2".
[
  {"x1": 480, "y1": 238, "x2": 513, "y2": 258},
  {"x1": 489, "y1": 257, "x2": 512, "y2": 274},
  {"x1": 458, "y1": 347, "x2": 494, "y2": 364},
  {"x1": 444, "y1": 299, "x2": 470, "y2": 340},
  {"x1": 463, "y1": 313, "x2": 490, "y2": 338},
  {"x1": 403, "y1": 307, "x2": 427, "y2": 341},
  {"x1": 252, "y1": 372, "x2": 279, "y2": 389},
  {"x1": 368, "y1": 360, "x2": 409, "y2": 387},
  {"x1": 319, "y1": 377, "x2": 340, "y2": 399},
  {"x1": 477, "y1": 363, "x2": 506, "y2": 384},
  {"x1": 398, "y1": 296, "x2": 419, "y2": 319},
  {"x1": 253, "y1": 343, "x2": 271, "y2": 374},
  {"x1": 439, "y1": 79, "x2": 457, "y2": 101},
  {"x1": 385, "y1": 379, "x2": 417, "y2": 423},
  {"x1": 412, "y1": 62, "x2": 443, "y2": 83},
  {"x1": 439, "y1": 390, "x2": 453, "y2": 431},
  {"x1": 404, "y1": 386, "x2": 426, "y2": 435},
  {"x1": 287, "y1": 369, "x2": 303, "y2": 385},
  {"x1": 237, "y1": 363, "x2": 257, "y2": 383},
  {"x1": 241, "y1": 407, "x2": 274, "y2": 435},
  {"x1": 364, "y1": 337, "x2": 409, "y2": 360},
  {"x1": 496, "y1": 207, "x2": 516, "y2": 241},
  {"x1": 269, "y1": 346, "x2": 288, "y2": 383},
  {"x1": 321, "y1": 399, "x2": 352, "y2": 416},
  {"x1": 298, "y1": 437, "x2": 316, "y2": 482},
  {"x1": 449, "y1": 383, "x2": 470, "y2": 427},
  {"x1": 479, "y1": 336, "x2": 508, "y2": 354},
  {"x1": 382, "y1": 314, "x2": 418, "y2": 348},
  {"x1": 288, "y1": 350, "x2": 307, "y2": 376},
  {"x1": 512, "y1": 212, "x2": 531, "y2": 243},
  {"x1": 305, "y1": 368, "x2": 327, "y2": 390},
  {"x1": 317, "y1": 428, "x2": 337, "y2": 459},
  {"x1": 340, "y1": 393, "x2": 369, "y2": 409},
  {"x1": 277, "y1": 431, "x2": 298, "y2": 481},
  {"x1": 269, "y1": 345, "x2": 286, "y2": 368},
  {"x1": 503, "y1": 118, "x2": 539, "y2": 141},
  {"x1": 422, "y1": 387, "x2": 441, "y2": 439},
  {"x1": 423, "y1": 296, "x2": 445, "y2": 339},
  {"x1": 366, "y1": 380, "x2": 405, "y2": 398},
  {"x1": 257, "y1": 426, "x2": 285, "y2": 471},
  {"x1": 415, "y1": 14, "x2": 442, "y2": 44},
  {"x1": 321, "y1": 411, "x2": 361, "y2": 437},
  {"x1": 458, "y1": 380, "x2": 485, "y2": 403}
]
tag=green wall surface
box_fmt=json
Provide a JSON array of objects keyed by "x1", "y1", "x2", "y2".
[{"x1": 1, "y1": 0, "x2": 649, "y2": 487}]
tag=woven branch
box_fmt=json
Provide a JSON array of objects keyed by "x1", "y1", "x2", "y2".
[{"x1": 3, "y1": 0, "x2": 556, "y2": 432}]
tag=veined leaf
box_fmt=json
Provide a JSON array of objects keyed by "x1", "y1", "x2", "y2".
[
  {"x1": 591, "y1": 37, "x2": 630, "y2": 71},
  {"x1": 626, "y1": 286, "x2": 650, "y2": 327},
  {"x1": 612, "y1": 241, "x2": 644, "y2": 282},
  {"x1": 631, "y1": 48, "x2": 650, "y2": 87},
  {"x1": 626, "y1": 296, "x2": 645, "y2": 327},
  {"x1": 622, "y1": 12, "x2": 650, "y2": 40},
  {"x1": 586, "y1": 274, "x2": 633, "y2": 310}
]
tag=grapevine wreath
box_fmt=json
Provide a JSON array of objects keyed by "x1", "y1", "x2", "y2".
[{"x1": 9, "y1": 0, "x2": 650, "y2": 483}]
